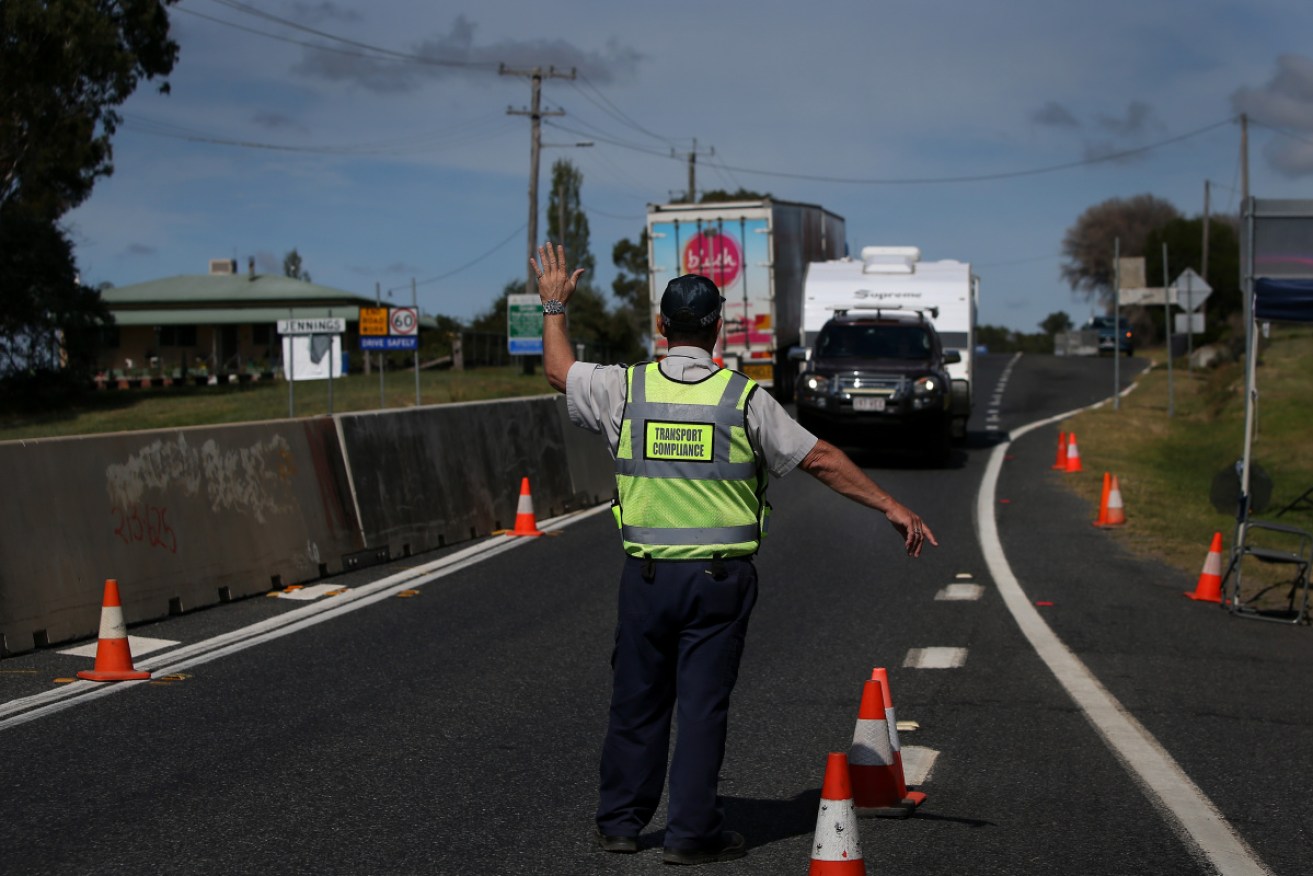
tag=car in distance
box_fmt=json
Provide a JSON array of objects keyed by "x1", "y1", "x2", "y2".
[
  {"x1": 793, "y1": 308, "x2": 958, "y2": 464},
  {"x1": 1086, "y1": 315, "x2": 1134, "y2": 356}
]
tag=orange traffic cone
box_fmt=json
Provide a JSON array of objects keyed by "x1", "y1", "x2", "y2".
[
  {"x1": 1098, "y1": 475, "x2": 1126, "y2": 527},
  {"x1": 1064, "y1": 432, "x2": 1084, "y2": 472},
  {"x1": 809, "y1": 752, "x2": 866, "y2": 875},
  {"x1": 505, "y1": 477, "x2": 544, "y2": 537},
  {"x1": 1094, "y1": 472, "x2": 1112, "y2": 525},
  {"x1": 1186, "y1": 532, "x2": 1225, "y2": 603},
  {"x1": 1051, "y1": 432, "x2": 1068, "y2": 470},
  {"x1": 76, "y1": 579, "x2": 151, "y2": 682},
  {"x1": 849, "y1": 671, "x2": 925, "y2": 817}
]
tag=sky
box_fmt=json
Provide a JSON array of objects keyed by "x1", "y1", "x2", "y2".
[{"x1": 64, "y1": 0, "x2": 1313, "y2": 335}]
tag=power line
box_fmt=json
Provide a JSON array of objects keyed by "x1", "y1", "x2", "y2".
[
  {"x1": 198, "y1": 0, "x2": 496, "y2": 70},
  {"x1": 569, "y1": 75, "x2": 680, "y2": 149},
  {"x1": 697, "y1": 117, "x2": 1237, "y2": 185},
  {"x1": 389, "y1": 223, "x2": 529, "y2": 294},
  {"x1": 1249, "y1": 119, "x2": 1313, "y2": 148},
  {"x1": 121, "y1": 111, "x2": 518, "y2": 155},
  {"x1": 543, "y1": 120, "x2": 674, "y2": 160},
  {"x1": 581, "y1": 201, "x2": 645, "y2": 222}
]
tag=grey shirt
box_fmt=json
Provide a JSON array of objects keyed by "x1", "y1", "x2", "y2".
[{"x1": 565, "y1": 345, "x2": 817, "y2": 478}]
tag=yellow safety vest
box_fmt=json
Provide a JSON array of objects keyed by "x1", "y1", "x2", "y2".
[{"x1": 613, "y1": 362, "x2": 768, "y2": 559}]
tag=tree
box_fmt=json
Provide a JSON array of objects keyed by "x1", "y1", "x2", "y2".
[
  {"x1": 0, "y1": 214, "x2": 109, "y2": 396},
  {"x1": 1143, "y1": 216, "x2": 1241, "y2": 328},
  {"x1": 1, "y1": 0, "x2": 178, "y2": 393},
  {"x1": 1039, "y1": 311, "x2": 1073, "y2": 336},
  {"x1": 546, "y1": 159, "x2": 595, "y2": 279},
  {"x1": 612, "y1": 231, "x2": 650, "y2": 346},
  {"x1": 1060, "y1": 195, "x2": 1180, "y2": 309},
  {"x1": 283, "y1": 248, "x2": 311, "y2": 283},
  {"x1": 1, "y1": 0, "x2": 179, "y2": 220},
  {"x1": 541, "y1": 159, "x2": 643, "y2": 362},
  {"x1": 699, "y1": 188, "x2": 770, "y2": 204}
]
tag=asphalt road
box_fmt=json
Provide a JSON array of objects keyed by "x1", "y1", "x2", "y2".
[{"x1": 2, "y1": 353, "x2": 1310, "y2": 875}]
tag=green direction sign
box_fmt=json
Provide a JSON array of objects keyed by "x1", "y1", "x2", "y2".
[{"x1": 507, "y1": 294, "x2": 544, "y2": 355}]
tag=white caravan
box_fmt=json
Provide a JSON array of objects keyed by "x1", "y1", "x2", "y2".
[{"x1": 800, "y1": 246, "x2": 978, "y2": 438}]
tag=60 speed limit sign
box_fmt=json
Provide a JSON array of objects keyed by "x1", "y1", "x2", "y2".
[{"x1": 389, "y1": 307, "x2": 418, "y2": 336}]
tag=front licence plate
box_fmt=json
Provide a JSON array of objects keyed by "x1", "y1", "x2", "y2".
[{"x1": 853, "y1": 396, "x2": 886, "y2": 412}]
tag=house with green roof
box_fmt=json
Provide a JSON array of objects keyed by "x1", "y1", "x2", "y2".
[{"x1": 98, "y1": 259, "x2": 427, "y2": 381}]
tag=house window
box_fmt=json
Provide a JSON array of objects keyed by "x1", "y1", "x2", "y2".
[
  {"x1": 101, "y1": 326, "x2": 121, "y2": 348},
  {"x1": 252, "y1": 323, "x2": 274, "y2": 346},
  {"x1": 159, "y1": 325, "x2": 198, "y2": 347}
]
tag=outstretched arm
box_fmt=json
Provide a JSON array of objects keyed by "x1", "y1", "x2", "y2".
[
  {"x1": 797, "y1": 438, "x2": 938, "y2": 557},
  {"x1": 530, "y1": 242, "x2": 586, "y2": 393}
]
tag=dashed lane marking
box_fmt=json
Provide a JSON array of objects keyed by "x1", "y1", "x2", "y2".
[
  {"x1": 935, "y1": 583, "x2": 984, "y2": 601},
  {"x1": 903, "y1": 647, "x2": 967, "y2": 669}
]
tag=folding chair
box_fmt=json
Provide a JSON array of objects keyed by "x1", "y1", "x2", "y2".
[{"x1": 1224, "y1": 519, "x2": 1312, "y2": 624}]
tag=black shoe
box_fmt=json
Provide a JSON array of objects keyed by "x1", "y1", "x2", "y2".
[
  {"x1": 662, "y1": 831, "x2": 746, "y2": 865},
  {"x1": 594, "y1": 827, "x2": 639, "y2": 854}
]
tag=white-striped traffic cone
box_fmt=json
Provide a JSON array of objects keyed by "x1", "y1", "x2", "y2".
[
  {"x1": 809, "y1": 752, "x2": 866, "y2": 875},
  {"x1": 850, "y1": 669, "x2": 925, "y2": 817},
  {"x1": 505, "y1": 477, "x2": 544, "y2": 537},
  {"x1": 76, "y1": 579, "x2": 151, "y2": 682}
]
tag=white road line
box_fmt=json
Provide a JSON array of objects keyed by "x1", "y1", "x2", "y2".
[
  {"x1": 903, "y1": 647, "x2": 967, "y2": 669},
  {"x1": 976, "y1": 377, "x2": 1271, "y2": 876},
  {"x1": 901, "y1": 746, "x2": 939, "y2": 787},
  {"x1": 0, "y1": 505, "x2": 612, "y2": 732},
  {"x1": 935, "y1": 583, "x2": 984, "y2": 601},
  {"x1": 56, "y1": 636, "x2": 180, "y2": 660}
]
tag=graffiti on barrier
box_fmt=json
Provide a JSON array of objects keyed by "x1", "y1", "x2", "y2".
[
  {"x1": 105, "y1": 434, "x2": 297, "y2": 550},
  {"x1": 112, "y1": 503, "x2": 177, "y2": 553}
]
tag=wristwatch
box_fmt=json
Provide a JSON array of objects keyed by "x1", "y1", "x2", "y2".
[{"x1": 542, "y1": 299, "x2": 566, "y2": 315}]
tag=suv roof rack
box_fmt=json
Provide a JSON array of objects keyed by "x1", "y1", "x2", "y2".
[{"x1": 827, "y1": 304, "x2": 940, "y2": 321}]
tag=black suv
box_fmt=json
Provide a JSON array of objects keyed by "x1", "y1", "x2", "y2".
[{"x1": 793, "y1": 309, "x2": 959, "y2": 463}]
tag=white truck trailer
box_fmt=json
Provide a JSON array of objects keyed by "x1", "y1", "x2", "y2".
[
  {"x1": 646, "y1": 199, "x2": 845, "y2": 399},
  {"x1": 799, "y1": 246, "x2": 978, "y2": 439}
]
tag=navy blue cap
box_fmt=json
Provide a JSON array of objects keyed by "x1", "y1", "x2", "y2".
[{"x1": 660, "y1": 274, "x2": 725, "y2": 331}]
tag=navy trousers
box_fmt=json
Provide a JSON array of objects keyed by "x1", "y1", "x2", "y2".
[{"x1": 595, "y1": 555, "x2": 758, "y2": 849}]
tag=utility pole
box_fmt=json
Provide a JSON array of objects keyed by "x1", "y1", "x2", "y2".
[
  {"x1": 502, "y1": 63, "x2": 575, "y2": 375},
  {"x1": 502, "y1": 64, "x2": 575, "y2": 290},
  {"x1": 672, "y1": 138, "x2": 715, "y2": 202},
  {"x1": 1240, "y1": 113, "x2": 1250, "y2": 203},
  {"x1": 1201, "y1": 180, "x2": 1211, "y2": 283}
]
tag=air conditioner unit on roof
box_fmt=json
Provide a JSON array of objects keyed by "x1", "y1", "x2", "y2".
[
  {"x1": 861, "y1": 246, "x2": 921, "y2": 275},
  {"x1": 209, "y1": 258, "x2": 237, "y2": 275}
]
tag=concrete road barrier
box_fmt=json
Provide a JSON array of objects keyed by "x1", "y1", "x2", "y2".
[
  {"x1": 0, "y1": 418, "x2": 363, "y2": 655},
  {"x1": 0, "y1": 395, "x2": 615, "y2": 656}
]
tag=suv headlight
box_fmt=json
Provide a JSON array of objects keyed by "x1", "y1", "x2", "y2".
[
  {"x1": 800, "y1": 374, "x2": 830, "y2": 393},
  {"x1": 912, "y1": 375, "x2": 944, "y2": 410}
]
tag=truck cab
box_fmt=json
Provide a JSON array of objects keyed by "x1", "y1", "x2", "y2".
[{"x1": 793, "y1": 307, "x2": 958, "y2": 463}]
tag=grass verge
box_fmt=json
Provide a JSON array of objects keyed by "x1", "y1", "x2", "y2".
[
  {"x1": 0, "y1": 366, "x2": 554, "y2": 441},
  {"x1": 1059, "y1": 325, "x2": 1313, "y2": 611}
]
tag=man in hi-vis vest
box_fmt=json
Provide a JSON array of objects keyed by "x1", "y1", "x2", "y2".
[{"x1": 533, "y1": 243, "x2": 937, "y2": 866}]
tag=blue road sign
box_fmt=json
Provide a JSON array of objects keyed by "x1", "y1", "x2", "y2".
[{"x1": 360, "y1": 336, "x2": 418, "y2": 351}]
